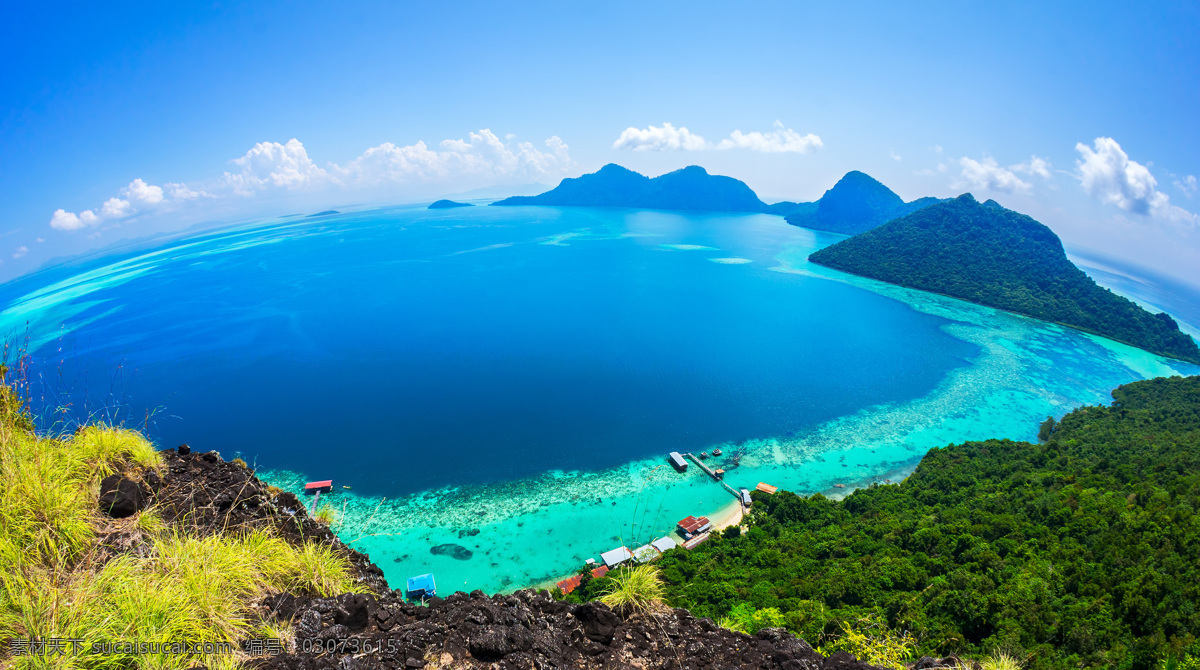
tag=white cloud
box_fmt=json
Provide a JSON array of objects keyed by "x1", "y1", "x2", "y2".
[
  {"x1": 612, "y1": 120, "x2": 822, "y2": 154},
  {"x1": 957, "y1": 154, "x2": 1054, "y2": 194},
  {"x1": 50, "y1": 130, "x2": 575, "y2": 233},
  {"x1": 1075, "y1": 137, "x2": 1196, "y2": 224},
  {"x1": 50, "y1": 208, "x2": 98, "y2": 231},
  {"x1": 890, "y1": 151, "x2": 902, "y2": 162},
  {"x1": 123, "y1": 178, "x2": 164, "y2": 205},
  {"x1": 12, "y1": 246, "x2": 28, "y2": 259},
  {"x1": 100, "y1": 197, "x2": 133, "y2": 218},
  {"x1": 1012, "y1": 155, "x2": 1052, "y2": 179},
  {"x1": 717, "y1": 121, "x2": 822, "y2": 153},
  {"x1": 223, "y1": 138, "x2": 331, "y2": 195},
  {"x1": 166, "y1": 182, "x2": 207, "y2": 200},
  {"x1": 1174, "y1": 174, "x2": 1197, "y2": 196},
  {"x1": 958, "y1": 156, "x2": 1033, "y2": 194},
  {"x1": 334, "y1": 130, "x2": 572, "y2": 186},
  {"x1": 49, "y1": 177, "x2": 179, "y2": 231},
  {"x1": 613, "y1": 122, "x2": 707, "y2": 151}
]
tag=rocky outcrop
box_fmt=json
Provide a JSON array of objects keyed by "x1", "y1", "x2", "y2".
[
  {"x1": 253, "y1": 588, "x2": 861, "y2": 670},
  {"x1": 98, "y1": 474, "x2": 149, "y2": 518},
  {"x1": 137, "y1": 446, "x2": 388, "y2": 593},
  {"x1": 133, "y1": 447, "x2": 885, "y2": 669}
]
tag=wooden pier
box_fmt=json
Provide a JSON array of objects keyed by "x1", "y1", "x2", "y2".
[{"x1": 685, "y1": 453, "x2": 740, "y2": 498}]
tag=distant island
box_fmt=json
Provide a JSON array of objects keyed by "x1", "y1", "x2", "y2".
[
  {"x1": 428, "y1": 199, "x2": 473, "y2": 209},
  {"x1": 487, "y1": 164, "x2": 945, "y2": 231},
  {"x1": 491, "y1": 164, "x2": 770, "y2": 213},
  {"x1": 809, "y1": 193, "x2": 1200, "y2": 364},
  {"x1": 784, "y1": 171, "x2": 943, "y2": 234},
  {"x1": 306, "y1": 210, "x2": 340, "y2": 217}
]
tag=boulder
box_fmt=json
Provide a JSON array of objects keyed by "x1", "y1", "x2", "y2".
[{"x1": 98, "y1": 475, "x2": 148, "y2": 518}]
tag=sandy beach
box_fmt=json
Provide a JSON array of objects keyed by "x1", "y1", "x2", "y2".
[{"x1": 707, "y1": 498, "x2": 744, "y2": 531}]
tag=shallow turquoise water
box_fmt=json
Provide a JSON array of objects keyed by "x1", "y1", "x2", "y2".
[
  {"x1": 0, "y1": 204, "x2": 1194, "y2": 595},
  {"x1": 264, "y1": 215, "x2": 1199, "y2": 594}
]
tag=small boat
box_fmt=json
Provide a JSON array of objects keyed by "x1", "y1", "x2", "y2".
[
  {"x1": 713, "y1": 448, "x2": 723, "y2": 456},
  {"x1": 699, "y1": 451, "x2": 708, "y2": 460},
  {"x1": 834, "y1": 484, "x2": 846, "y2": 489},
  {"x1": 342, "y1": 485, "x2": 352, "y2": 490}
]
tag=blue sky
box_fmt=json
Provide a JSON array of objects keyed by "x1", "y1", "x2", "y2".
[{"x1": 2, "y1": 1, "x2": 1198, "y2": 284}]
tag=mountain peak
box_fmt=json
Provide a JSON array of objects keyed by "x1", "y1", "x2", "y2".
[{"x1": 490, "y1": 163, "x2": 767, "y2": 213}]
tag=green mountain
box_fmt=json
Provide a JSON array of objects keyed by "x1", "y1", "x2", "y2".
[
  {"x1": 809, "y1": 194, "x2": 1200, "y2": 364},
  {"x1": 785, "y1": 171, "x2": 943, "y2": 234},
  {"x1": 490, "y1": 164, "x2": 770, "y2": 213},
  {"x1": 658, "y1": 375, "x2": 1200, "y2": 670}
]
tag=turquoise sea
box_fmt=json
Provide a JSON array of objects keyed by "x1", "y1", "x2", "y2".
[{"x1": 1, "y1": 204, "x2": 1195, "y2": 594}]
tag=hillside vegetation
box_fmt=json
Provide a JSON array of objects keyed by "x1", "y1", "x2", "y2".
[
  {"x1": 809, "y1": 194, "x2": 1200, "y2": 364},
  {"x1": 655, "y1": 375, "x2": 1200, "y2": 670},
  {"x1": 0, "y1": 372, "x2": 361, "y2": 670}
]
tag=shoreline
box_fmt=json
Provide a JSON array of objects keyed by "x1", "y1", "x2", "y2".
[{"x1": 532, "y1": 495, "x2": 747, "y2": 594}]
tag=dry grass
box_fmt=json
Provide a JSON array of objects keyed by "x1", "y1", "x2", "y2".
[{"x1": 0, "y1": 387, "x2": 363, "y2": 669}]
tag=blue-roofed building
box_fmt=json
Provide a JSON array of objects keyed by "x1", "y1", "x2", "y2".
[{"x1": 406, "y1": 573, "x2": 436, "y2": 601}]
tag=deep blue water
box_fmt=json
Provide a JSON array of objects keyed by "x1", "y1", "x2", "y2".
[{"x1": 1, "y1": 205, "x2": 976, "y2": 496}]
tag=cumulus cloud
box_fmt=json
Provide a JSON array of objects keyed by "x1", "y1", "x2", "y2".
[
  {"x1": 613, "y1": 122, "x2": 707, "y2": 151},
  {"x1": 48, "y1": 176, "x2": 176, "y2": 231},
  {"x1": 166, "y1": 182, "x2": 207, "y2": 200},
  {"x1": 612, "y1": 121, "x2": 822, "y2": 154},
  {"x1": 1075, "y1": 137, "x2": 1196, "y2": 224},
  {"x1": 716, "y1": 121, "x2": 822, "y2": 153},
  {"x1": 336, "y1": 130, "x2": 572, "y2": 186},
  {"x1": 957, "y1": 154, "x2": 1053, "y2": 194},
  {"x1": 958, "y1": 156, "x2": 1033, "y2": 193},
  {"x1": 223, "y1": 139, "x2": 331, "y2": 195},
  {"x1": 50, "y1": 208, "x2": 99, "y2": 231},
  {"x1": 1012, "y1": 155, "x2": 1052, "y2": 179},
  {"x1": 100, "y1": 197, "x2": 133, "y2": 218},
  {"x1": 123, "y1": 178, "x2": 164, "y2": 205},
  {"x1": 12, "y1": 246, "x2": 28, "y2": 259},
  {"x1": 49, "y1": 130, "x2": 575, "y2": 233}
]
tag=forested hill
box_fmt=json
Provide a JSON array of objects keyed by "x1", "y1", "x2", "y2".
[
  {"x1": 784, "y1": 171, "x2": 943, "y2": 234},
  {"x1": 657, "y1": 375, "x2": 1200, "y2": 670},
  {"x1": 490, "y1": 164, "x2": 770, "y2": 213},
  {"x1": 808, "y1": 193, "x2": 1200, "y2": 364}
]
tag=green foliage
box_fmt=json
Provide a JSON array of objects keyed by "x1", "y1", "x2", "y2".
[
  {"x1": 983, "y1": 653, "x2": 1023, "y2": 670},
  {"x1": 657, "y1": 376, "x2": 1200, "y2": 670},
  {"x1": 818, "y1": 616, "x2": 917, "y2": 670},
  {"x1": 1037, "y1": 416, "x2": 1055, "y2": 442},
  {"x1": 0, "y1": 380, "x2": 363, "y2": 669},
  {"x1": 313, "y1": 503, "x2": 338, "y2": 526},
  {"x1": 1160, "y1": 643, "x2": 1200, "y2": 670},
  {"x1": 719, "y1": 603, "x2": 787, "y2": 635},
  {"x1": 809, "y1": 194, "x2": 1200, "y2": 364},
  {"x1": 598, "y1": 564, "x2": 667, "y2": 616}
]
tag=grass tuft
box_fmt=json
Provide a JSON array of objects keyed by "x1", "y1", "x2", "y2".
[
  {"x1": 0, "y1": 379, "x2": 364, "y2": 669},
  {"x1": 982, "y1": 653, "x2": 1022, "y2": 670},
  {"x1": 598, "y1": 564, "x2": 666, "y2": 616}
]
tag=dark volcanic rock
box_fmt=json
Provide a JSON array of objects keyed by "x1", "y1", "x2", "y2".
[
  {"x1": 98, "y1": 474, "x2": 148, "y2": 518},
  {"x1": 118, "y1": 444, "x2": 887, "y2": 670},
  {"x1": 252, "y1": 588, "x2": 882, "y2": 670},
  {"x1": 142, "y1": 448, "x2": 389, "y2": 594},
  {"x1": 430, "y1": 543, "x2": 473, "y2": 560}
]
